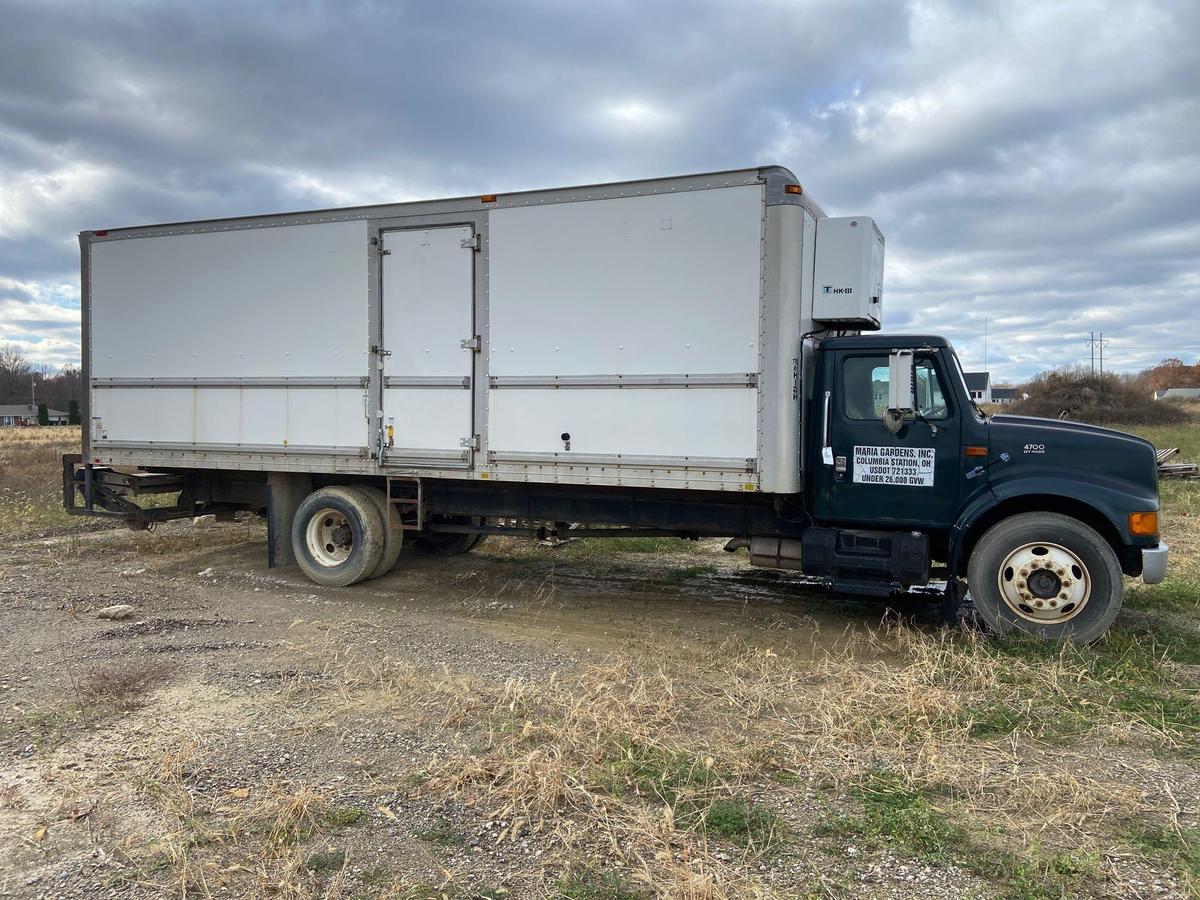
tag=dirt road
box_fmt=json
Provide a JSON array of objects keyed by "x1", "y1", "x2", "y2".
[{"x1": 1, "y1": 516, "x2": 1196, "y2": 899}]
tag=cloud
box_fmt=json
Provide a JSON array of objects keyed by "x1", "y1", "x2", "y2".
[
  {"x1": 0, "y1": 0, "x2": 1197, "y2": 382},
  {"x1": 0, "y1": 276, "x2": 81, "y2": 369}
]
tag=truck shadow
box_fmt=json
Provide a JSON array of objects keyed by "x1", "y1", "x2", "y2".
[{"x1": 144, "y1": 528, "x2": 963, "y2": 657}]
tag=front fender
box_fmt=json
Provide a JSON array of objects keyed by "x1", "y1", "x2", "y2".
[{"x1": 948, "y1": 473, "x2": 1158, "y2": 574}]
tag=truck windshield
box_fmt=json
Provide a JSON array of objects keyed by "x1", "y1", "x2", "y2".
[{"x1": 950, "y1": 349, "x2": 984, "y2": 419}]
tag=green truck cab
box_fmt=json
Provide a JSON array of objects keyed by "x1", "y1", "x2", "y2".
[{"x1": 805, "y1": 334, "x2": 1168, "y2": 641}]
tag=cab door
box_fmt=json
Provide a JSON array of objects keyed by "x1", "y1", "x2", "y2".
[{"x1": 814, "y1": 350, "x2": 962, "y2": 528}]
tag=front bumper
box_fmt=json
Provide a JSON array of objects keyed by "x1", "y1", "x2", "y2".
[{"x1": 1141, "y1": 542, "x2": 1169, "y2": 584}]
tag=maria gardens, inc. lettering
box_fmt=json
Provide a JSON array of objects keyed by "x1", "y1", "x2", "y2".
[{"x1": 853, "y1": 445, "x2": 935, "y2": 487}]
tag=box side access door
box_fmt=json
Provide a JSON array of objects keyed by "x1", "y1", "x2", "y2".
[{"x1": 379, "y1": 225, "x2": 476, "y2": 467}]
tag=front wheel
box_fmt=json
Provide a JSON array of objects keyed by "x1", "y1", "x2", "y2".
[{"x1": 966, "y1": 512, "x2": 1123, "y2": 643}]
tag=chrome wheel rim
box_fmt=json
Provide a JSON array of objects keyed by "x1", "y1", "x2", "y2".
[
  {"x1": 997, "y1": 541, "x2": 1091, "y2": 624},
  {"x1": 306, "y1": 508, "x2": 354, "y2": 567}
]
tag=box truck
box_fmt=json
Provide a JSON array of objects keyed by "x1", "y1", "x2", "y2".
[{"x1": 64, "y1": 166, "x2": 1168, "y2": 642}]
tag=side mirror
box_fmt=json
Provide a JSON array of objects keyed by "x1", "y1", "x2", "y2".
[{"x1": 883, "y1": 349, "x2": 914, "y2": 433}]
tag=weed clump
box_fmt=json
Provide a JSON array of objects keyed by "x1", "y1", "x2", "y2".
[
  {"x1": 817, "y1": 771, "x2": 967, "y2": 858},
  {"x1": 321, "y1": 806, "x2": 365, "y2": 828},
  {"x1": 1124, "y1": 822, "x2": 1200, "y2": 892},
  {"x1": 305, "y1": 847, "x2": 346, "y2": 873},
  {"x1": 702, "y1": 797, "x2": 782, "y2": 845},
  {"x1": 80, "y1": 659, "x2": 173, "y2": 710},
  {"x1": 817, "y1": 770, "x2": 1100, "y2": 898},
  {"x1": 558, "y1": 866, "x2": 648, "y2": 899}
]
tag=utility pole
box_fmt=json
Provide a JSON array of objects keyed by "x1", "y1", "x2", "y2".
[
  {"x1": 1085, "y1": 332, "x2": 1110, "y2": 379},
  {"x1": 983, "y1": 318, "x2": 988, "y2": 374}
]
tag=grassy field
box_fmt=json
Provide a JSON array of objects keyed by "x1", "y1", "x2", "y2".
[
  {"x1": 1, "y1": 422, "x2": 1198, "y2": 898},
  {"x1": 0, "y1": 425, "x2": 85, "y2": 534}
]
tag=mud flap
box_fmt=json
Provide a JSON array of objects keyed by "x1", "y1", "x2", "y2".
[
  {"x1": 938, "y1": 577, "x2": 979, "y2": 628},
  {"x1": 266, "y1": 473, "x2": 313, "y2": 568}
]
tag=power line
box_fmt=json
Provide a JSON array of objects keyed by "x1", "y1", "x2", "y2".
[{"x1": 1099, "y1": 345, "x2": 1200, "y2": 351}]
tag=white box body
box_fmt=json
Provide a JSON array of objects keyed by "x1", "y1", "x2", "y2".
[
  {"x1": 812, "y1": 216, "x2": 884, "y2": 329},
  {"x1": 83, "y1": 167, "x2": 878, "y2": 494}
]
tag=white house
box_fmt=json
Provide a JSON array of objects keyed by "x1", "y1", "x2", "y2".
[
  {"x1": 990, "y1": 387, "x2": 1026, "y2": 405},
  {"x1": 0, "y1": 404, "x2": 70, "y2": 426},
  {"x1": 964, "y1": 372, "x2": 991, "y2": 404}
]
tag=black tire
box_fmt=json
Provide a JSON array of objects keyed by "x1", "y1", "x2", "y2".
[
  {"x1": 411, "y1": 517, "x2": 487, "y2": 556},
  {"x1": 344, "y1": 485, "x2": 404, "y2": 579},
  {"x1": 291, "y1": 487, "x2": 386, "y2": 587},
  {"x1": 967, "y1": 512, "x2": 1122, "y2": 643}
]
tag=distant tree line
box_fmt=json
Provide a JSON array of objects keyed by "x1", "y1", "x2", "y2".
[
  {"x1": 1007, "y1": 357, "x2": 1200, "y2": 426},
  {"x1": 0, "y1": 344, "x2": 82, "y2": 422},
  {"x1": 1132, "y1": 357, "x2": 1200, "y2": 393}
]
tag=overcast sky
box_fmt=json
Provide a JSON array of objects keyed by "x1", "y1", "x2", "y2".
[{"x1": 1, "y1": 0, "x2": 1197, "y2": 382}]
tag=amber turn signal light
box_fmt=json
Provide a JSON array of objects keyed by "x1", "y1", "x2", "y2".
[
  {"x1": 784, "y1": 184, "x2": 803, "y2": 194},
  {"x1": 965, "y1": 446, "x2": 988, "y2": 457},
  {"x1": 1129, "y1": 511, "x2": 1159, "y2": 536}
]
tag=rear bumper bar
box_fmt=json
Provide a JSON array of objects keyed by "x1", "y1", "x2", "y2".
[
  {"x1": 61, "y1": 453, "x2": 249, "y2": 529},
  {"x1": 1141, "y1": 542, "x2": 1169, "y2": 585}
]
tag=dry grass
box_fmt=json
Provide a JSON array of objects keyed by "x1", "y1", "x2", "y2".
[
  {"x1": 80, "y1": 660, "x2": 175, "y2": 710},
  {"x1": 0, "y1": 425, "x2": 82, "y2": 534},
  {"x1": 272, "y1": 610, "x2": 1200, "y2": 898},
  {"x1": 127, "y1": 754, "x2": 346, "y2": 900}
]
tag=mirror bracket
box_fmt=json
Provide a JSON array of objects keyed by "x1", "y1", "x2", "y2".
[{"x1": 884, "y1": 349, "x2": 915, "y2": 433}]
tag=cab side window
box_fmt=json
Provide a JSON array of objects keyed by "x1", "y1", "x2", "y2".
[
  {"x1": 842, "y1": 356, "x2": 889, "y2": 420},
  {"x1": 914, "y1": 358, "x2": 948, "y2": 418},
  {"x1": 843, "y1": 355, "x2": 949, "y2": 421}
]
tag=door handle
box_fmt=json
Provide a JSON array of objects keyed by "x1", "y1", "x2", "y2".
[{"x1": 821, "y1": 391, "x2": 833, "y2": 465}]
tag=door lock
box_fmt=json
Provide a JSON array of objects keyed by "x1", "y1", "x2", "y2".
[{"x1": 834, "y1": 455, "x2": 848, "y2": 480}]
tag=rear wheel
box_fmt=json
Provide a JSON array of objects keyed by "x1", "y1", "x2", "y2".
[
  {"x1": 967, "y1": 512, "x2": 1122, "y2": 643},
  {"x1": 411, "y1": 516, "x2": 487, "y2": 556},
  {"x1": 292, "y1": 487, "x2": 385, "y2": 587},
  {"x1": 344, "y1": 485, "x2": 404, "y2": 579}
]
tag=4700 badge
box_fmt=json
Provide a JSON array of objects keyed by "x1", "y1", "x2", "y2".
[{"x1": 853, "y1": 445, "x2": 935, "y2": 487}]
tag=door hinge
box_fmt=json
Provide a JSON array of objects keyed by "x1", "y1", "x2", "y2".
[
  {"x1": 371, "y1": 345, "x2": 392, "y2": 356},
  {"x1": 460, "y1": 434, "x2": 480, "y2": 451},
  {"x1": 370, "y1": 236, "x2": 391, "y2": 256},
  {"x1": 460, "y1": 336, "x2": 481, "y2": 351},
  {"x1": 460, "y1": 234, "x2": 480, "y2": 250}
]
